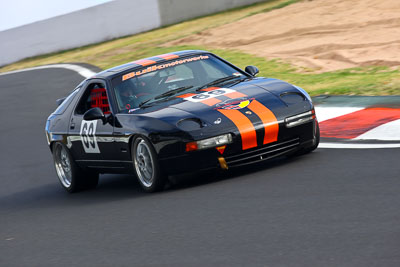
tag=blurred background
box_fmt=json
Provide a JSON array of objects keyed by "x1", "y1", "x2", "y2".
[
  {"x1": 1, "y1": 0, "x2": 399, "y2": 94},
  {"x1": 0, "y1": 0, "x2": 267, "y2": 66}
]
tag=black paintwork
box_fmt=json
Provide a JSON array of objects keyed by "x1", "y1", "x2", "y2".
[{"x1": 45, "y1": 50, "x2": 318, "y2": 175}]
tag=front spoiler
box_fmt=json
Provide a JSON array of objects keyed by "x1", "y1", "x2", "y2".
[{"x1": 160, "y1": 120, "x2": 317, "y2": 174}]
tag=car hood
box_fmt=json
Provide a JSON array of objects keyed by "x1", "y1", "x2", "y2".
[{"x1": 116, "y1": 78, "x2": 313, "y2": 139}]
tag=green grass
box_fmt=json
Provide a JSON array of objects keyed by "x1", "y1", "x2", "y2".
[
  {"x1": 1, "y1": 0, "x2": 399, "y2": 96},
  {"x1": 0, "y1": 0, "x2": 295, "y2": 72},
  {"x1": 246, "y1": 0, "x2": 299, "y2": 17},
  {"x1": 166, "y1": 46, "x2": 400, "y2": 96}
]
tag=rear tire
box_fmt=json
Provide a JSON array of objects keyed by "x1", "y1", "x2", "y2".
[
  {"x1": 52, "y1": 142, "x2": 99, "y2": 193},
  {"x1": 132, "y1": 136, "x2": 166, "y2": 193}
]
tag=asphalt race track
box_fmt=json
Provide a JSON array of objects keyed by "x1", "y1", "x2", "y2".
[{"x1": 1, "y1": 67, "x2": 400, "y2": 266}]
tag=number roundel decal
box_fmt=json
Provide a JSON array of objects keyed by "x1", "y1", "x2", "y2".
[
  {"x1": 80, "y1": 120, "x2": 100, "y2": 153},
  {"x1": 183, "y1": 88, "x2": 235, "y2": 102}
]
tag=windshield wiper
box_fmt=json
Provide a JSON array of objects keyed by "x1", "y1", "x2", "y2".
[
  {"x1": 139, "y1": 85, "x2": 193, "y2": 108},
  {"x1": 196, "y1": 75, "x2": 241, "y2": 91},
  {"x1": 226, "y1": 76, "x2": 249, "y2": 87},
  {"x1": 154, "y1": 85, "x2": 193, "y2": 100},
  {"x1": 138, "y1": 98, "x2": 153, "y2": 108}
]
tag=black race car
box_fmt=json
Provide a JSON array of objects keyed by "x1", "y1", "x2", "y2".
[{"x1": 46, "y1": 50, "x2": 319, "y2": 193}]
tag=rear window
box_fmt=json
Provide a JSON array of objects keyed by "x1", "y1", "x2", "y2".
[{"x1": 52, "y1": 87, "x2": 80, "y2": 115}]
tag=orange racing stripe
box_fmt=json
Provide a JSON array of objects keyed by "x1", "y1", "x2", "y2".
[
  {"x1": 199, "y1": 87, "x2": 222, "y2": 105},
  {"x1": 200, "y1": 87, "x2": 220, "y2": 92},
  {"x1": 202, "y1": 98, "x2": 221, "y2": 106},
  {"x1": 217, "y1": 109, "x2": 257, "y2": 150},
  {"x1": 248, "y1": 100, "x2": 279, "y2": 144},
  {"x1": 178, "y1": 89, "x2": 275, "y2": 150},
  {"x1": 176, "y1": 93, "x2": 196, "y2": 98},
  {"x1": 133, "y1": 59, "x2": 157, "y2": 66},
  {"x1": 225, "y1": 91, "x2": 247, "y2": 99},
  {"x1": 157, "y1": 54, "x2": 179, "y2": 60},
  {"x1": 176, "y1": 91, "x2": 221, "y2": 106}
]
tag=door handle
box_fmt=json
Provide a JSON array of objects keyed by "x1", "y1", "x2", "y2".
[{"x1": 70, "y1": 122, "x2": 75, "y2": 130}]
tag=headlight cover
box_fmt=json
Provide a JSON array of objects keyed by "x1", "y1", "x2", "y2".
[{"x1": 186, "y1": 134, "x2": 232, "y2": 152}]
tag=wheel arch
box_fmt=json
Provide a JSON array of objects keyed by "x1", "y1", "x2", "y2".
[
  {"x1": 127, "y1": 134, "x2": 152, "y2": 158},
  {"x1": 49, "y1": 135, "x2": 68, "y2": 153}
]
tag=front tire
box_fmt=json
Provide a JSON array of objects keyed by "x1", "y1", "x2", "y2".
[
  {"x1": 132, "y1": 136, "x2": 166, "y2": 193},
  {"x1": 306, "y1": 120, "x2": 320, "y2": 153},
  {"x1": 52, "y1": 142, "x2": 99, "y2": 193},
  {"x1": 295, "y1": 121, "x2": 320, "y2": 156}
]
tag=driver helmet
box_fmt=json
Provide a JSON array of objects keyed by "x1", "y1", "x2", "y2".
[
  {"x1": 119, "y1": 81, "x2": 136, "y2": 98},
  {"x1": 117, "y1": 81, "x2": 138, "y2": 110}
]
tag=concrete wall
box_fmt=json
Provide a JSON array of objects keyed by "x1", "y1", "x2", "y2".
[
  {"x1": 0, "y1": 0, "x2": 267, "y2": 66},
  {"x1": 158, "y1": 0, "x2": 268, "y2": 26},
  {"x1": 0, "y1": 0, "x2": 160, "y2": 66}
]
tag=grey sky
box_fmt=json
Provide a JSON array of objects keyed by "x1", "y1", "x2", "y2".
[{"x1": 0, "y1": 0, "x2": 113, "y2": 31}]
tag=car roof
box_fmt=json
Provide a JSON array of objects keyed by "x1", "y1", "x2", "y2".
[{"x1": 91, "y1": 50, "x2": 209, "y2": 80}]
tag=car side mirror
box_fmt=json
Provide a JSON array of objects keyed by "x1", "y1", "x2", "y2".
[
  {"x1": 245, "y1": 65, "x2": 259, "y2": 76},
  {"x1": 83, "y1": 107, "x2": 106, "y2": 123}
]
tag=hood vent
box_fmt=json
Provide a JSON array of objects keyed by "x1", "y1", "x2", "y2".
[
  {"x1": 177, "y1": 118, "x2": 203, "y2": 131},
  {"x1": 280, "y1": 92, "x2": 305, "y2": 105}
]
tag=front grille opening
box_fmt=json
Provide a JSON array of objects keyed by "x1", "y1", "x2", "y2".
[{"x1": 225, "y1": 138, "x2": 300, "y2": 167}]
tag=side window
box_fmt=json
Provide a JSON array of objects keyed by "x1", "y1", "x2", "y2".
[
  {"x1": 75, "y1": 82, "x2": 110, "y2": 115},
  {"x1": 53, "y1": 87, "x2": 80, "y2": 115}
]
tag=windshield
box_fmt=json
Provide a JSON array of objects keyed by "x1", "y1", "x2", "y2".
[{"x1": 111, "y1": 54, "x2": 247, "y2": 112}]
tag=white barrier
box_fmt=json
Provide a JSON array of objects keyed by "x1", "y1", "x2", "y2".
[{"x1": 0, "y1": 0, "x2": 266, "y2": 66}]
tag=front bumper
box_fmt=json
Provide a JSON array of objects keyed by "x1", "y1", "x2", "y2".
[{"x1": 159, "y1": 119, "x2": 317, "y2": 174}]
